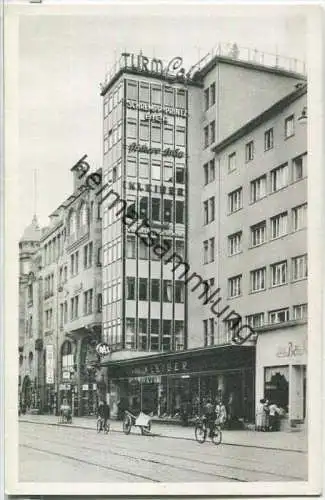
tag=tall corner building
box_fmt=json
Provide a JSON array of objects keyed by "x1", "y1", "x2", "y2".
[{"x1": 99, "y1": 46, "x2": 307, "y2": 423}]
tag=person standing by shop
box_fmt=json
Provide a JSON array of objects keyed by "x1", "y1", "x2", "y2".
[
  {"x1": 263, "y1": 399, "x2": 270, "y2": 431},
  {"x1": 268, "y1": 401, "x2": 281, "y2": 431},
  {"x1": 256, "y1": 398, "x2": 266, "y2": 431}
]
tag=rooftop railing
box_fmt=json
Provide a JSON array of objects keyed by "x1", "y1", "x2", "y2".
[{"x1": 100, "y1": 43, "x2": 306, "y2": 91}]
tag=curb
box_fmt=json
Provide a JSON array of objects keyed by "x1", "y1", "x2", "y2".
[{"x1": 19, "y1": 419, "x2": 306, "y2": 453}]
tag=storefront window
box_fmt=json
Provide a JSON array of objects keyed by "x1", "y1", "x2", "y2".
[
  {"x1": 264, "y1": 366, "x2": 289, "y2": 413},
  {"x1": 175, "y1": 320, "x2": 184, "y2": 350},
  {"x1": 139, "y1": 196, "x2": 149, "y2": 219},
  {"x1": 150, "y1": 319, "x2": 160, "y2": 351},
  {"x1": 151, "y1": 198, "x2": 161, "y2": 222},
  {"x1": 138, "y1": 318, "x2": 148, "y2": 351}
]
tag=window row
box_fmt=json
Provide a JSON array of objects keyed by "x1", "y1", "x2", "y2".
[
  {"x1": 228, "y1": 205, "x2": 307, "y2": 254},
  {"x1": 228, "y1": 255, "x2": 307, "y2": 297},
  {"x1": 104, "y1": 121, "x2": 122, "y2": 153},
  {"x1": 59, "y1": 293, "x2": 103, "y2": 325},
  {"x1": 126, "y1": 235, "x2": 185, "y2": 260},
  {"x1": 103, "y1": 83, "x2": 123, "y2": 117},
  {"x1": 203, "y1": 303, "x2": 308, "y2": 345},
  {"x1": 125, "y1": 80, "x2": 187, "y2": 108},
  {"x1": 126, "y1": 197, "x2": 185, "y2": 225},
  {"x1": 126, "y1": 120, "x2": 186, "y2": 146},
  {"x1": 126, "y1": 277, "x2": 185, "y2": 303},
  {"x1": 127, "y1": 156, "x2": 185, "y2": 184},
  {"x1": 43, "y1": 229, "x2": 66, "y2": 266},
  {"x1": 125, "y1": 318, "x2": 185, "y2": 351}
]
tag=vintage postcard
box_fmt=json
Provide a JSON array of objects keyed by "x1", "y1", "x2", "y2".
[{"x1": 4, "y1": 1, "x2": 324, "y2": 496}]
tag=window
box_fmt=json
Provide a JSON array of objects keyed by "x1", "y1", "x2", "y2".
[
  {"x1": 83, "y1": 289, "x2": 93, "y2": 315},
  {"x1": 203, "y1": 319, "x2": 208, "y2": 346},
  {"x1": 268, "y1": 308, "x2": 289, "y2": 324},
  {"x1": 210, "y1": 83, "x2": 216, "y2": 105},
  {"x1": 270, "y1": 212, "x2": 288, "y2": 239},
  {"x1": 83, "y1": 242, "x2": 93, "y2": 268},
  {"x1": 203, "y1": 196, "x2": 215, "y2": 224},
  {"x1": 203, "y1": 240, "x2": 209, "y2": 264},
  {"x1": 293, "y1": 304, "x2": 308, "y2": 321},
  {"x1": 250, "y1": 267, "x2": 266, "y2": 292},
  {"x1": 138, "y1": 157, "x2": 148, "y2": 178},
  {"x1": 139, "y1": 83, "x2": 149, "y2": 102},
  {"x1": 97, "y1": 294, "x2": 102, "y2": 313},
  {"x1": 70, "y1": 254, "x2": 74, "y2": 276},
  {"x1": 138, "y1": 318, "x2": 148, "y2": 351},
  {"x1": 271, "y1": 261, "x2": 287, "y2": 286},
  {"x1": 292, "y1": 204, "x2": 307, "y2": 231},
  {"x1": 162, "y1": 320, "x2": 172, "y2": 352},
  {"x1": 164, "y1": 86, "x2": 174, "y2": 107},
  {"x1": 271, "y1": 164, "x2": 289, "y2": 192},
  {"x1": 162, "y1": 198, "x2": 172, "y2": 223},
  {"x1": 163, "y1": 280, "x2": 173, "y2": 302},
  {"x1": 127, "y1": 119, "x2": 137, "y2": 139},
  {"x1": 151, "y1": 198, "x2": 161, "y2": 222},
  {"x1": 126, "y1": 235, "x2": 136, "y2": 259},
  {"x1": 126, "y1": 80, "x2": 138, "y2": 100},
  {"x1": 209, "y1": 318, "x2": 215, "y2": 345},
  {"x1": 139, "y1": 121, "x2": 149, "y2": 141},
  {"x1": 139, "y1": 238, "x2": 149, "y2": 259},
  {"x1": 139, "y1": 196, "x2": 149, "y2": 219},
  {"x1": 176, "y1": 166, "x2": 185, "y2": 184},
  {"x1": 250, "y1": 221, "x2": 266, "y2": 247},
  {"x1": 228, "y1": 232, "x2": 242, "y2": 256},
  {"x1": 204, "y1": 88, "x2": 209, "y2": 110},
  {"x1": 251, "y1": 175, "x2": 266, "y2": 202},
  {"x1": 175, "y1": 201, "x2": 184, "y2": 224},
  {"x1": 285, "y1": 115, "x2": 294, "y2": 138},
  {"x1": 228, "y1": 275, "x2": 242, "y2": 298},
  {"x1": 292, "y1": 254, "x2": 308, "y2": 281},
  {"x1": 176, "y1": 126, "x2": 185, "y2": 146},
  {"x1": 175, "y1": 320, "x2": 184, "y2": 350},
  {"x1": 245, "y1": 141, "x2": 254, "y2": 162},
  {"x1": 175, "y1": 281, "x2": 185, "y2": 303},
  {"x1": 203, "y1": 163, "x2": 209, "y2": 185},
  {"x1": 208, "y1": 159, "x2": 215, "y2": 181},
  {"x1": 210, "y1": 121, "x2": 216, "y2": 144},
  {"x1": 150, "y1": 319, "x2": 160, "y2": 351},
  {"x1": 64, "y1": 301, "x2": 68, "y2": 323},
  {"x1": 151, "y1": 85, "x2": 162, "y2": 104},
  {"x1": 126, "y1": 277, "x2": 136, "y2": 300},
  {"x1": 204, "y1": 126, "x2": 209, "y2": 148},
  {"x1": 151, "y1": 279, "x2": 160, "y2": 301},
  {"x1": 127, "y1": 156, "x2": 137, "y2": 177},
  {"x1": 151, "y1": 123, "x2": 161, "y2": 142},
  {"x1": 292, "y1": 154, "x2": 307, "y2": 182},
  {"x1": 246, "y1": 313, "x2": 264, "y2": 329},
  {"x1": 164, "y1": 125, "x2": 173, "y2": 145},
  {"x1": 125, "y1": 318, "x2": 136, "y2": 349},
  {"x1": 228, "y1": 152, "x2": 236, "y2": 172},
  {"x1": 228, "y1": 188, "x2": 242, "y2": 213},
  {"x1": 163, "y1": 161, "x2": 173, "y2": 182},
  {"x1": 203, "y1": 201, "x2": 208, "y2": 225},
  {"x1": 139, "y1": 278, "x2": 148, "y2": 301},
  {"x1": 209, "y1": 237, "x2": 215, "y2": 262},
  {"x1": 151, "y1": 160, "x2": 161, "y2": 180},
  {"x1": 176, "y1": 88, "x2": 186, "y2": 109},
  {"x1": 264, "y1": 128, "x2": 274, "y2": 150},
  {"x1": 176, "y1": 239, "x2": 185, "y2": 258}
]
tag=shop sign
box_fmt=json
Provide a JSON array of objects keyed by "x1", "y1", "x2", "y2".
[
  {"x1": 130, "y1": 360, "x2": 188, "y2": 377},
  {"x1": 96, "y1": 342, "x2": 111, "y2": 356},
  {"x1": 276, "y1": 341, "x2": 306, "y2": 358},
  {"x1": 128, "y1": 142, "x2": 184, "y2": 159},
  {"x1": 125, "y1": 99, "x2": 187, "y2": 118},
  {"x1": 46, "y1": 345, "x2": 54, "y2": 384},
  {"x1": 82, "y1": 384, "x2": 89, "y2": 391},
  {"x1": 129, "y1": 376, "x2": 161, "y2": 384},
  {"x1": 125, "y1": 180, "x2": 184, "y2": 197},
  {"x1": 121, "y1": 53, "x2": 193, "y2": 84}
]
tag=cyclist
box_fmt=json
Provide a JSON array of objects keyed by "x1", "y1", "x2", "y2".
[
  {"x1": 97, "y1": 400, "x2": 110, "y2": 431},
  {"x1": 203, "y1": 398, "x2": 216, "y2": 438}
]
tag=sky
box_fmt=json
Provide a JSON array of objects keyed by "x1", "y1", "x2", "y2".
[{"x1": 17, "y1": 3, "x2": 308, "y2": 236}]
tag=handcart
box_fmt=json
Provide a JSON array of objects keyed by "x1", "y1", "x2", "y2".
[{"x1": 122, "y1": 410, "x2": 152, "y2": 435}]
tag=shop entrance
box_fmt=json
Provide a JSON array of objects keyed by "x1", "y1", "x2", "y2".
[
  {"x1": 142, "y1": 383, "x2": 158, "y2": 415},
  {"x1": 264, "y1": 366, "x2": 289, "y2": 412}
]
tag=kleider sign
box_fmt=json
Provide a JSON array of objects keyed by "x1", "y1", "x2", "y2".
[{"x1": 121, "y1": 52, "x2": 195, "y2": 83}]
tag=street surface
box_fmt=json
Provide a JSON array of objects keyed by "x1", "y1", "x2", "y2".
[{"x1": 19, "y1": 420, "x2": 307, "y2": 482}]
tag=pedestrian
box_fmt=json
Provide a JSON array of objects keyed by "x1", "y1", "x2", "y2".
[
  {"x1": 227, "y1": 393, "x2": 234, "y2": 428},
  {"x1": 215, "y1": 399, "x2": 227, "y2": 428},
  {"x1": 268, "y1": 401, "x2": 281, "y2": 431},
  {"x1": 256, "y1": 398, "x2": 266, "y2": 431},
  {"x1": 263, "y1": 399, "x2": 270, "y2": 431}
]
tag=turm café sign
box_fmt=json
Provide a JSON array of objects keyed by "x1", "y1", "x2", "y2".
[{"x1": 121, "y1": 52, "x2": 195, "y2": 84}]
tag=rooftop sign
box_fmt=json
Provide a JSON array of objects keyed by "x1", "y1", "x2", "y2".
[{"x1": 121, "y1": 53, "x2": 195, "y2": 83}]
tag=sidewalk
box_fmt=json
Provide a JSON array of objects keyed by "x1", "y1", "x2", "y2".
[{"x1": 19, "y1": 414, "x2": 307, "y2": 453}]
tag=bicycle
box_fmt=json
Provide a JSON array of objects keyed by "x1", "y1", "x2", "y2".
[
  {"x1": 194, "y1": 417, "x2": 222, "y2": 445},
  {"x1": 97, "y1": 416, "x2": 110, "y2": 434}
]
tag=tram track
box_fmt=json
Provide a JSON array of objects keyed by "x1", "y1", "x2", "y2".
[{"x1": 20, "y1": 427, "x2": 305, "y2": 482}]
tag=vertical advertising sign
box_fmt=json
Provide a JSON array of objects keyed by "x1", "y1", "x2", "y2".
[{"x1": 46, "y1": 345, "x2": 54, "y2": 384}]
